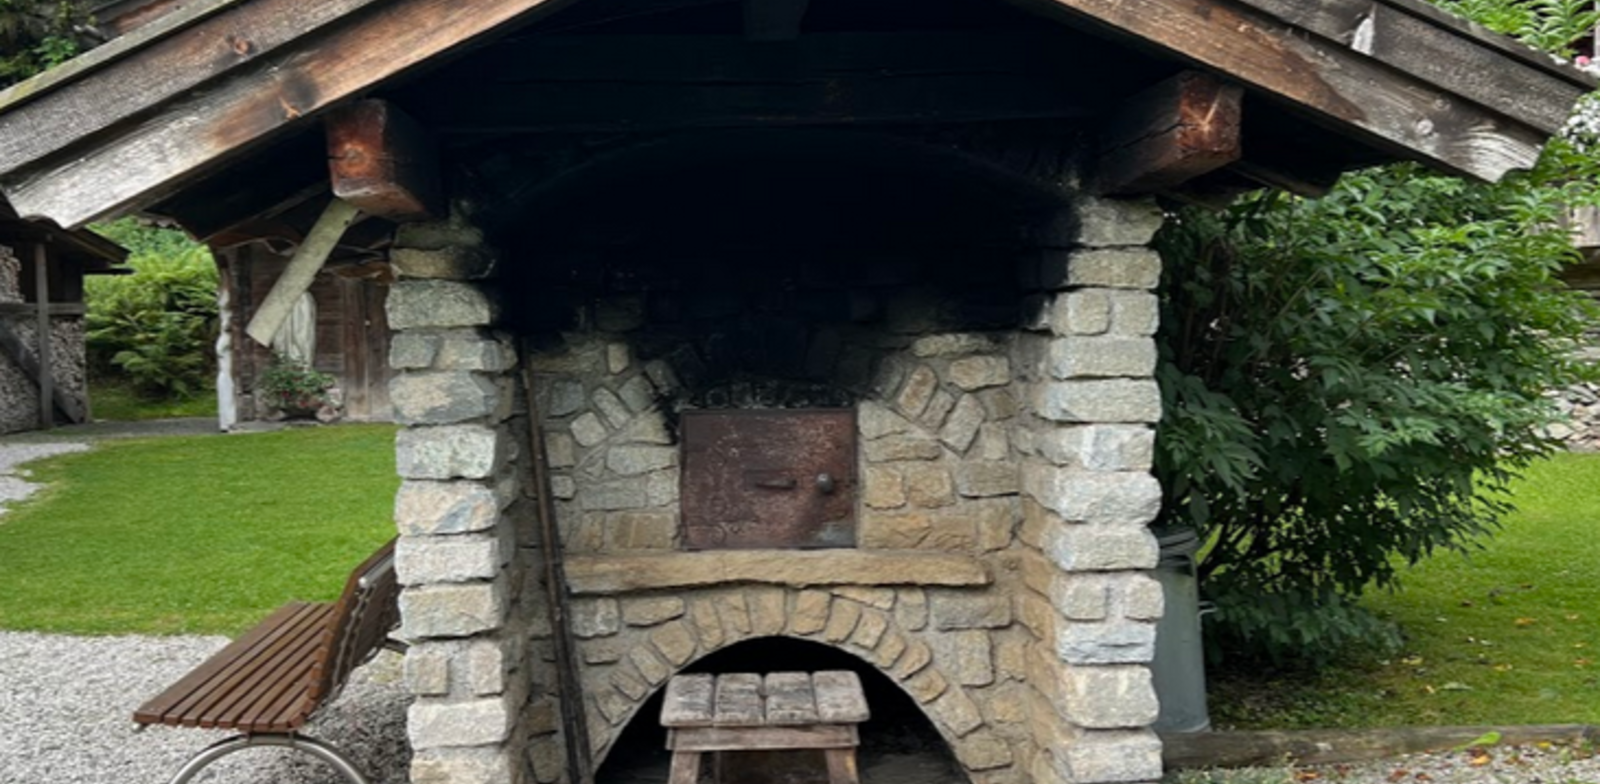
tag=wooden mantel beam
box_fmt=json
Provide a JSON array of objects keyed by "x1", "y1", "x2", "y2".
[
  {"x1": 0, "y1": 0, "x2": 571, "y2": 229},
  {"x1": 327, "y1": 100, "x2": 443, "y2": 222},
  {"x1": 1023, "y1": 0, "x2": 1580, "y2": 182},
  {"x1": 1095, "y1": 71, "x2": 1242, "y2": 195}
]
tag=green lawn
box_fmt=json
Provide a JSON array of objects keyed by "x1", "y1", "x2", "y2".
[
  {"x1": 0, "y1": 424, "x2": 399, "y2": 635},
  {"x1": 89, "y1": 377, "x2": 218, "y2": 421},
  {"x1": 1211, "y1": 452, "x2": 1600, "y2": 729}
]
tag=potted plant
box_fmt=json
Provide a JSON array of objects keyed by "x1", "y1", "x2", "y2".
[{"x1": 259, "y1": 353, "x2": 336, "y2": 419}]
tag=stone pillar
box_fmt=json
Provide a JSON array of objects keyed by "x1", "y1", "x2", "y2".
[
  {"x1": 1015, "y1": 195, "x2": 1166, "y2": 784},
  {"x1": 386, "y1": 217, "x2": 536, "y2": 784}
]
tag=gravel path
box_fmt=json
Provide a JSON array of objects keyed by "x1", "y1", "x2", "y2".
[
  {"x1": 0, "y1": 631, "x2": 409, "y2": 784},
  {"x1": 0, "y1": 441, "x2": 88, "y2": 516}
]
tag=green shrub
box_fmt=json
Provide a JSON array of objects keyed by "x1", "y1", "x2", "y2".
[
  {"x1": 1156, "y1": 162, "x2": 1600, "y2": 664},
  {"x1": 85, "y1": 218, "x2": 218, "y2": 399},
  {"x1": 259, "y1": 353, "x2": 335, "y2": 413}
]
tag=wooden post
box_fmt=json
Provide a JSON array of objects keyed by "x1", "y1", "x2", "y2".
[
  {"x1": 33, "y1": 243, "x2": 52, "y2": 429},
  {"x1": 245, "y1": 197, "x2": 361, "y2": 348}
]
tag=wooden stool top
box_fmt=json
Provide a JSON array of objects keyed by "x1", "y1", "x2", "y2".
[{"x1": 662, "y1": 671, "x2": 870, "y2": 728}]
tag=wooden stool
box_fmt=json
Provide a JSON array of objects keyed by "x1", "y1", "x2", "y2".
[{"x1": 661, "y1": 671, "x2": 870, "y2": 784}]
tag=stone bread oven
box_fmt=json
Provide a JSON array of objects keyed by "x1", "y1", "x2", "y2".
[{"x1": 388, "y1": 132, "x2": 1168, "y2": 784}]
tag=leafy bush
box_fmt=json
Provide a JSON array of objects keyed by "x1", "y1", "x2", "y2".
[
  {"x1": 0, "y1": 1, "x2": 94, "y2": 86},
  {"x1": 259, "y1": 353, "x2": 335, "y2": 413},
  {"x1": 1156, "y1": 161, "x2": 1600, "y2": 664},
  {"x1": 85, "y1": 218, "x2": 218, "y2": 398}
]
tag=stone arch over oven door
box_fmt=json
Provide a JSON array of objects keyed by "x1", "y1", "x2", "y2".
[{"x1": 571, "y1": 585, "x2": 1022, "y2": 779}]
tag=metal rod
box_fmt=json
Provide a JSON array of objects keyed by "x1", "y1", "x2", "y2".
[
  {"x1": 521, "y1": 340, "x2": 596, "y2": 784},
  {"x1": 168, "y1": 733, "x2": 371, "y2": 784},
  {"x1": 32, "y1": 243, "x2": 52, "y2": 429}
]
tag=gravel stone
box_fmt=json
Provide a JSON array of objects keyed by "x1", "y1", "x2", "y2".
[
  {"x1": 0, "y1": 441, "x2": 89, "y2": 517},
  {"x1": 0, "y1": 631, "x2": 410, "y2": 784}
]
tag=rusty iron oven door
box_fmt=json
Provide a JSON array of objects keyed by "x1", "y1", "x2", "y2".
[{"x1": 680, "y1": 408, "x2": 857, "y2": 549}]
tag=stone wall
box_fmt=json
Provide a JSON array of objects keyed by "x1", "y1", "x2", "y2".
[
  {"x1": 0, "y1": 243, "x2": 89, "y2": 434},
  {"x1": 387, "y1": 190, "x2": 1167, "y2": 783}
]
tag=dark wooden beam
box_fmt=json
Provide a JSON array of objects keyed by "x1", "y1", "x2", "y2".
[
  {"x1": 1021, "y1": 0, "x2": 1567, "y2": 182},
  {"x1": 33, "y1": 244, "x2": 53, "y2": 428},
  {"x1": 743, "y1": 0, "x2": 809, "y2": 42},
  {"x1": 402, "y1": 33, "x2": 1128, "y2": 134},
  {"x1": 149, "y1": 132, "x2": 327, "y2": 242},
  {"x1": 1095, "y1": 71, "x2": 1242, "y2": 195},
  {"x1": 1, "y1": 0, "x2": 574, "y2": 228},
  {"x1": 327, "y1": 100, "x2": 442, "y2": 222}
]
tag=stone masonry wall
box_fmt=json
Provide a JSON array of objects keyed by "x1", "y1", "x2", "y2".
[
  {"x1": 384, "y1": 213, "x2": 552, "y2": 784},
  {"x1": 1014, "y1": 197, "x2": 1166, "y2": 784},
  {"x1": 0, "y1": 242, "x2": 89, "y2": 434},
  {"x1": 387, "y1": 196, "x2": 1167, "y2": 783}
]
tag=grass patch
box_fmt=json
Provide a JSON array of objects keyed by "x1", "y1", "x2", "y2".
[
  {"x1": 0, "y1": 424, "x2": 398, "y2": 636},
  {"x1": 90, "y1": 376, "x2": 218, "y2": 421},
  {"x1": 1210, "y1": 452, "x2": 1600, "y2": 729}
]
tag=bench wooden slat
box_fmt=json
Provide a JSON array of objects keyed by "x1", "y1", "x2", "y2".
[
  {"x1": 137, "y1": 602, "x2": 328, "y2": 728},
  {"x1": 203, "y1": 610, "x2": 329, "y2": 730},
  {"x1": 667, "y1": 724, "x2": 859, "y2": 752},
  {"x1": 813, "y1": 670, "x2": 870, "y2": 724},
  {"x1": 187, "y1": 603, "x2": 330, "y2": 729},
  {"x1": 763, "y1": 672, "x2": 819, "y2": 725},
  {"x1": 661, "y1": 673, "x2": 716, "y2": 728},
  {"x1": 133, "y1": 602, "x2": 312, "y2": 724},
  {"x1": 713, "y1": 673, "x2": 764, "y2": 727}
]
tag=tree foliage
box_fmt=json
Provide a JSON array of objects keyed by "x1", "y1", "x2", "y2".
[
  {"x1": 85, "y1": 218, "x2": 218, "y2": 399},
  {"x1": 0, "y1": 1, "x2": 94, "y2": 86}
]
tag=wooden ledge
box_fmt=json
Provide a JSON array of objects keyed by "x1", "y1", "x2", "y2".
[{"x1": 564, "y1": 551, "x2": 991, "y2": 595}]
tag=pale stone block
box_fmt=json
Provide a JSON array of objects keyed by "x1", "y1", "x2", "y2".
[
  {"x1": 394, "y1": 216, "x2": 486, "y2": 251},
  {"x1": 397, "y1": 425, "x2": 507, "y2": 480},
  {"x1": 1036, "y1": 425, "x2": 1155, "y2": 472},
  {"x1": 905, "y1": 666, "x2": 949, "y2": 704},
  {"x1": 903, "y1": 463, "x2": 956, "y2": 509},
  {"x1": 858, "y1": 400, "x2": 913, "y2": 439},
  {"x1": 955, "y1": 731, "x2": 1015, "y2": 771},
  {"x1": 1054, "y1": 730, "x2": 1164, "y2": 783},
  {"x1": 747, "y1": 587, "x2": 787, "y2": 636},
  {"x1": 612, "y1": 664, "x2": 650, "y2": 700},
  {"x1": 436, "y1": 331, "x2": 515, "y2": 372},
  {"x1": 464, "y1": 640, "x2": 507, "y2": 696},
  {"x1": 407, "y1": 695, "x2": 512, "y2": 749},
  {"x1": 391, "y1": 333, "x2": 441, "y2": 369},
  {"x1": 873, "y1": 631, "x2": 909, "y2": 669},
  {"x1": 1046, "y1": 337, "x2": 1157, "y2": 380},
  {"x1": 690, "y1": 599, "x2": 725, "y2": 650},
  {"x1": 410, "y1": 749, "x2": 511, "y2": 784},
  {"x1": 850, "y1": 608, "x2": 889, "y2": 649},
  {"x1": 570, "y1": 412, "x2": 608, "y2": 447},
  {"x1": 930, "y1": 590, "x2": 1011, "y2": 630},
  {"x1": 1121, "y1": 574, "x2": 1165, "y2": 621},
  {"x1": 858, "y1": 510, "x2": 930, "y2": 550},
  {"x1": 1052, "y1": 290, "x2": 1111, "y2": 336},
  {"x1": 955, "y1": 462, "x2": 1019, "y2": 498},
  {"x1": 895, "y1": 365, "x2": 939, "y2": 418},
  {"x1": 948, "y1": 629, "x2": 995, "y2": 686},
  {"x1": 401, "y1": 581, "x2": 506, "y2": 639},
  {"x1": 1046, "y1": 524, "x2": 1160, "y2": 572},
  {"x1": 1023, "y1": 465, "x2": 1161, "y2": 526},
  {"x1": 1057, "y1": 620, "x2": 1157, "y2": 665},
  {"x1": 1074, "y1": 196, "x2": 1165, "y2": 247},
  {"x1": 865, "y1": 434, "x2": 943, "y2": 462},
  {"x1": 623, "y1": 596, "x2": 686, "y2": 626},
  {"x1": 949, "y1": 356, "x2": 1011, "y2": 390},
  {"x1": 540, "y1": 379, "x2": 586, "y2": 417},
  {"x1": 974, "y1": 423, "x2": 1011, "y2": 462},
  {"x1": 395, "y1": 480, "x2": 502, "y2": 536},
  {"x1": 405, "y1": 646, "x2": 451, "y2": 696},
  {"x1": 592, "y1": 388, "x2": 631, "y2": 429},
  {"x1": 550, "y1": 476, "x2": 576, "y2": 500},
  {"x1": 892, "y1": 637, "x2": 933, "y2": 679},
  {"x1": 919, "y1": 389, "x2": 957, "y2": 432},
  {"x1": 929, "y1": 687, "x2": 985, "y2": 737},
  {"x1": 1059, "y1": 666, "x2": 1159, "y2": 729},
  {"x1": 791, "y1": 590, "x2": 831, "y2": 635},
  {"x1": 973, "y1": 496, "x2": 1020, "y2": 552},
  {"x1": 940, "y1": 394, "x2": 987, "y2": 453},
  {"x1": 1034, "y1": 379, "x2": 1161, "y2": 424},
  {"x1": 651, "y1": 620, "x2": 698, "y2": 666},
  {"x1": 595, "y1": 687, "x2": 633, "y2": 724},
  {"x1": 895, "y1": 587, "x2": 928, "y2": 631},
  {"x1": 863, "y1": 465, "x2": 907, "y2": 510},
  {"x1": 581, "y1": 639, "x2": 623, "y2": 665},
  {"x1": 570, "y1": 598, "x2": 620, "y2": 638},
  {"x1": 607, "y1": 343, "x2": 631, "y2": 375},
  {"x1": 545, "y1": 433, "x2": 577, "y2": 468},
  {"x1": 1053, "y1": 575, "x2": 1111, "y2": 621},
  {"x1": 618, "y1": 374, "x2": 654, "y2": 412},
  {"x1": 528, "y1": 734, "x2": 564, "y2": 783},
  {"x1": 605, "y1": 445, "x2": 676, "y2": 476},
  {"x1": 389, "y1": 281, "x2": 497, "y2": 329},
  {"x1": 823, "y1": 598, "x2": 863, "y2": 642},
  {"x1": 580, "y1": 478, "x2": 648, "y2": 511},
  {"x1": 630, "y1": 645, "x2": 672, "y2": 685},
  {"x1": 1039, "y1": 248, "x2": 1162, "y2": 291},
  {"x1": 833, "y1": 586, "x2": 897, "y2": 609},
  {"x1": 912, "y1": 333, "x2": 1001, "y2": 357},
  {"x1": 646, "y1": 470, "x2": 678, "y2": 506},
  {"x1": 607, "y1": 510, "x2": 676, "y2": 550},
  {"x1": 1108, "y1": 290, "x2": 1160, "y2": 337},
  {"x1": 619, "y1": 413, "x2": 673, "y2": 445},
  {"x1": 397, "y1": 534, "x2": 502, "y2": 585},
  {"x1": 716, "y1": 592, "x2": 752, "y2": 637}
]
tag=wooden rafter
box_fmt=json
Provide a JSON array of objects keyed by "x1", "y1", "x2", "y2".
[
  {"x1": 1095, "y1": 70, "x2": 1243, "y2": 195},
  {"x1": 327, "y1": 100, "x2": 443, "y2": 222}
]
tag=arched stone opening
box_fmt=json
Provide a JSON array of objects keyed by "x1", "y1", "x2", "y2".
[{"x1": 596, "y1": 637, "x2": 965, "y2": 783}]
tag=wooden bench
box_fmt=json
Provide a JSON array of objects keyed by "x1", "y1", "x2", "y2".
[
  {"x1": 134, "y1": 539, "x2": 405, "y2": 784},
  {"x1": 661, "y1": 670, "x2": 870, "y2": 784}
]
